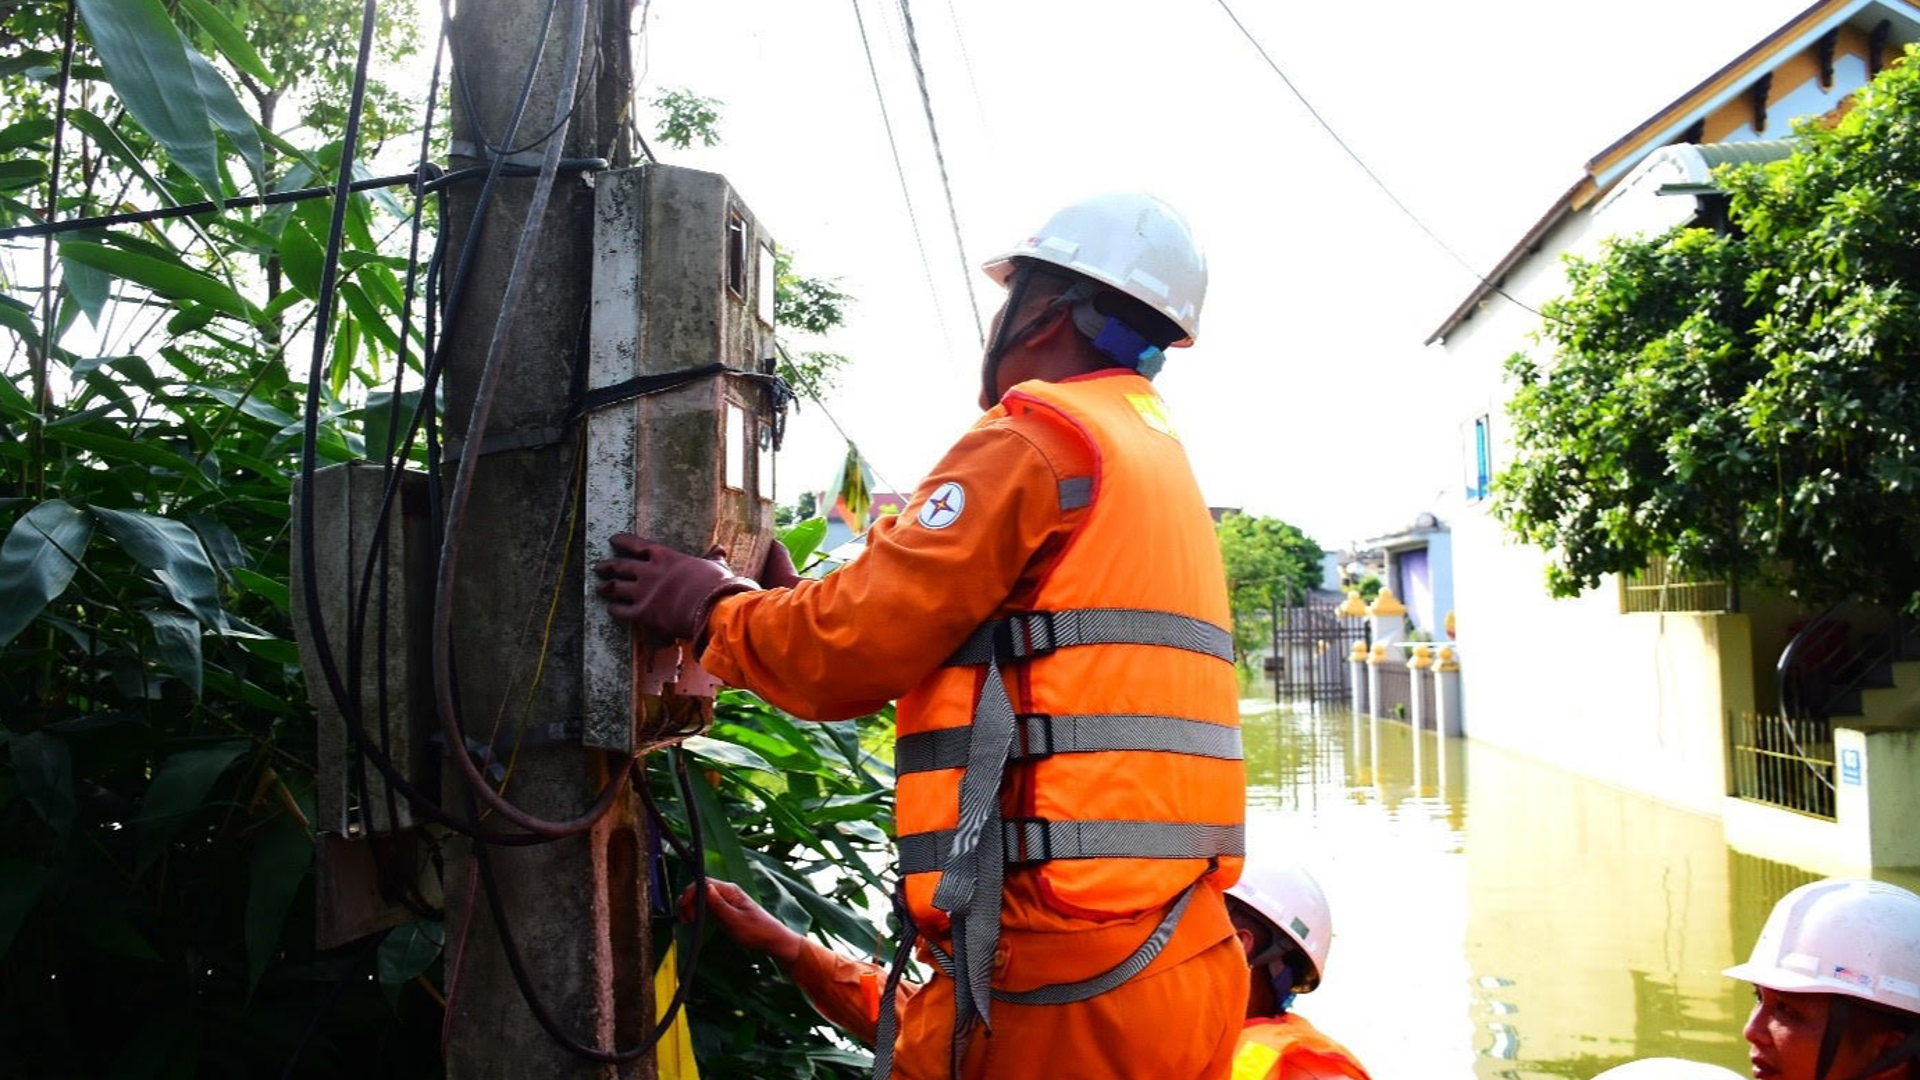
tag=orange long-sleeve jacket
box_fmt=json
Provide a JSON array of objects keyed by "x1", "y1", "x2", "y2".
[{"x1": 700, "y1": 407, "x2": 1092, "y2": 718}]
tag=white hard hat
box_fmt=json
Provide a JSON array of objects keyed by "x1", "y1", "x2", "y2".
[
  {"x1": 1724, "y1": 878, "x2": 1920, "y2": 1016},
  {"x1": 1226, "y1": 860, "x2": 1332, "y2": 990},
  {"x1": 1588, "y1": 1059, "x2": 1745, "y2": 1079},
  {"x1": 982, "y1": 192, "x2": 1207, "y2": 346}
]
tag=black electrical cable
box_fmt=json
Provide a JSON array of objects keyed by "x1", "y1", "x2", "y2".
[
  {"x1": 291, "y1": 0, "x2": 572, "y2": 848},
  {"x1": 846, "y1": 0, "x2": 954, "y2": 350},
  {"x1": 442, "y1": 0, "x2": 580, "y2": 160},
  {"x1": 430, "y1": 0, "x2": 648, "y2": 840},
  {"x1": 0, "y1": 160, "x2": 603, "y2": 243},
  {"x1": 466, "y1": 749, "x2": 710, "y2": 1064},
  {"x1": 364, "y1": 22, "x2": 451, "y2": 919},
  {"x1": 1208, "y1": 0, "x2": 1549, "y2": 321},
  {"x1": 894, "y1": 0, "x2": 986, "y2": 350}
]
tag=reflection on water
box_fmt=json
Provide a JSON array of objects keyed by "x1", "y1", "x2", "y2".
[{"x1": 1240, "y1": 698, "x2": 1920, "y2": 1079}]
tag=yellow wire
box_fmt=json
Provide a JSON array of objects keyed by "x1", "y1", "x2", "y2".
[{"x1": 486, "y1": 442, "x2": 585, "y2": 805}]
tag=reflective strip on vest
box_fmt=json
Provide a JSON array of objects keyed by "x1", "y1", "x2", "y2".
[
  {"x1": 894, "y1": 713, "x2": 1243, "y2": 775},
  {"x1": 899, "y1": 820, "x2": 1245, "y2": 875},
  {"x1": 944, "y1": 607, "x2": 1235, "y2": 666},
  {"x1": 915, "y1": 874, "x2": 1207, "y2": 1008},
  {"x1": 908, "y1": 605, "x2": 1236, "y2": 1066}
]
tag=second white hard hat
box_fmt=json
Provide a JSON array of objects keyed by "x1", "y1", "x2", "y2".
[
  {"x1": 1724, "y1": 877, "x2": 1920, "y2": 1016},
  {"x1": 1588, "y1": 1059, "x2": 1745, "y2": 1079},
  {"x1": 1226, "y1": 860, "x2": 1332, "y2": 990},
  {"x1": 981, "y1": 192, "x2": 1207, "y2": 346}
]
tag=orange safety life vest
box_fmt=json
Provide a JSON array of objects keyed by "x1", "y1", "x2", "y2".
[
  {"x1": 1233, "y1": 1014, "x2": 1373, "y2": 1080},
  {"x1": 875, "y1": 372, "x2": 1245, "y2": 1075}
]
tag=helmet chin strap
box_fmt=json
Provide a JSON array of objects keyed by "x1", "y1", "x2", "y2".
[
  {"x1": 983, "y1": 268, "x2": 1171, "y2": 404},
  {"x1": 1828, "y1": 998, "x2": 1920, "y2": 1080},
  {"x1": 980, "y1": 263, "x2": 1038, "y2": 405},
  {"x1": 1246, "y1": 942, "x2": 1300, "y2": 1017},
  {"x1": 1819, "y1": 996, "x2": 1853, "y2": 1080}
]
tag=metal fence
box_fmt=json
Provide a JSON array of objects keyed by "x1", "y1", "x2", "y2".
[
  {"x1": 1620, "y1": 555, "x2": 1736, "y2": 614},
  {"x1": 1269, "y1": 593, "x2": 1353, "y2": 706},
  {"x1": 1728, "y1": 711, "x2": 1836, "y2": 820},
  {"x1": 1369, "y1": 659, "x2": 1437, "y2": 726}
]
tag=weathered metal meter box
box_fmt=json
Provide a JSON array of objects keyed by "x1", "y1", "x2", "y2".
[{"x1": 582, "y1": 165, "x2": 779, "y2": 752}]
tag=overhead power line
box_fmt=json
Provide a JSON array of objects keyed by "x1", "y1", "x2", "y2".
[
  {"x1": 895, "y1": 0, "x2": 988, "y2": 348},
  {"x1": 848, "y1": 0, "x2": 954, "y2": 349},
  {"x1": 1209, "y1": 0, "x2": 1545, "y2": 319}
]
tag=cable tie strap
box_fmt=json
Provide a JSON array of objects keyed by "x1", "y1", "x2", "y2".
[
  {"x1": 896, "y1": 820, "x2": 1243, "y2": 876},
  {"x1": 450, "y1": 139, "x2": 557, "y2": 169},
  {"x1": 894, "y1": 713, "x2": 1243, "y2": 775},
  {"x1": 575, "y1": 362, "x2": 793, "y2": 423},
  {"x1": 945, "y1": 608, "x2": 1236, "y2": 667},
  {"x1": 441, "y1": 424, "x2": 567, "y2": 464}
]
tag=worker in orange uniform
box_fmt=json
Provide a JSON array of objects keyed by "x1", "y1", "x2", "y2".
[
  {"x1": 1225, "y1": 861, "x2": 1370, "y2": 1079},
  {"x1": 596, "y1": 193, "x2": 1247, "y2": 1078}
]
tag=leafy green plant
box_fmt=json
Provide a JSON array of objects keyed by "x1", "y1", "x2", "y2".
[
  {"x1": 0, "y1": 1, "x2": 887, "y2": 1076},
  {"x1": 659, "y1": 684, "x2": 893, "y2": 1078},
  {"x1": 1498, "y1": 45, "x2": 1920, "y2": 610}
]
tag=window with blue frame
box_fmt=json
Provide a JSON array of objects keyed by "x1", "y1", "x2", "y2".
[{"x1": 1465, "y1": 414, "x2": 1491, "y2": 501}]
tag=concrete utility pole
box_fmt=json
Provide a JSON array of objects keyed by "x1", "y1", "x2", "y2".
[{"x1": 440, "y1": 0, "x2": 648, "y2": 1077}]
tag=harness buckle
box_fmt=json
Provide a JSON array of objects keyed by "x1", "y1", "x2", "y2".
[
  {"x1": 1012, "y1": 713, "x2": 1056, "y2": 761},
  {"x1": 1002, "y1": 816, "x2": 1054, "y2": 865},
  {"x1": 992, "y1": 611, "x2": 1059, "y2": 663}
]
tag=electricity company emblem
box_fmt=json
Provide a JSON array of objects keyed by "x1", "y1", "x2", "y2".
[{"x1": 918, "y1": 482, "x2": 965, "y2": 530}]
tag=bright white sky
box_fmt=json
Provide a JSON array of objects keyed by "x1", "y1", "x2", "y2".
[{"x1": 419, "y1": 0, "x2": 1815, "y2": 548}]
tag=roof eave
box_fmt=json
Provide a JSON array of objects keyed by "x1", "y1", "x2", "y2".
[{"x1": 1423, "y1": 179, "x2": 1587, "y2": 347}]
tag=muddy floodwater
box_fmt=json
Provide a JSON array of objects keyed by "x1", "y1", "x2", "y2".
[{"x1": 1238, "y1": 697, "x2": 1920, "y2": 1079}]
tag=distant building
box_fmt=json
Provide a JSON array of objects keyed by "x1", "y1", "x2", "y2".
[{"x1": 1361, "y1": 513, "x2": 1452, "y2": 641}]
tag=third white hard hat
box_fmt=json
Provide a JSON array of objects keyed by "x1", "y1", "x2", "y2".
[
  {"x1": 1226, "y1": 860, "x2": 1332, "y2": 990},
  {"x1": 981, "y1": 192, "x2": 1206, "y2": 346},
  {"x1": 1588, "y1": 1059, "x2": 1744, "y2": 1079},
  {"x1": 1724, "y1": 877, "x2": 1920, "y2": 1016}
]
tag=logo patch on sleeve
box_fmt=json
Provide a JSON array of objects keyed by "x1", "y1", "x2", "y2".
[
  {"x1": 917, "y1": 482, "x2": 965, "y2": 529},
  {"x1": 1126, "y1": 393, "x2": 1180, "y2": 440}
]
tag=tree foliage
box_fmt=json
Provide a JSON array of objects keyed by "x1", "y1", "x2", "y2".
[
  {"x1": 1216, "y1": 513, "x2": 1324, "y2": 664},
  {"x1": 0, "y1": 3, "x2": 883, "y2": 1077},
  {"x1": 1497, "y1": 47, "x2": 1920, "y2": 610},
  {"x1": 650, "y1": 87, "x2": 723, "y2": 150}
]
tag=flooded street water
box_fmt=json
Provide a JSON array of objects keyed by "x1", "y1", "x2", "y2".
[{"x1": 1239, "y1": 696, "x2": 1919, "y2": 1079}]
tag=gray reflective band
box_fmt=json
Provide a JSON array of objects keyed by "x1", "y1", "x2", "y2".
[
  {"x1": 888, "y1": 602, "x2": 1238, "y2": 1076},
  {"x1": 1058, "y1": 475, "x2": 1094, "y2": 511},
  {"x1": 993, "y1": 876, "x2": 1201, "y2": 1005},
  {"x1": 898, "y1": 820, "x2": 1244, "y2": 876},
  {"x1": 914, "y1": 875, "x2": 1205, "y2": 1008},
  {"x1": 945, "y1": 608, "x2": 1235, "y2": 666},
  {"x1": 894, "y1": 713, "x2": 1242, "y2": 775}
]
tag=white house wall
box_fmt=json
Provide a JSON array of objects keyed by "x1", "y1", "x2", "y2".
[{"x1": 1435, "y1": 163, "x2": 1729, "y2": 815}]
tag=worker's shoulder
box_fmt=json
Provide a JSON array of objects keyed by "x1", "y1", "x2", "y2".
[{"x1": 971, "y1": 407, "x2": 1096, "y2": 481}]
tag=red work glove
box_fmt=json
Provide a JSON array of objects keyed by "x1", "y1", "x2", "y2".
[
  {"x1": 677, "y1": 879, "x2": 804, "y2": 965},
  {"x1": 593, "y1": 534, "x2": 759, "y2": 641},
  {"x1": 760, "y1": 540, "x2": 802, "y2": 589}
]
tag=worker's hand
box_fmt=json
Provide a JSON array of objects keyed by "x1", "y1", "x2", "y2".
[
  {"x1": 678, "y1": 879, "x2": 804, "y2": 965},
  {"x1": 593, "y1": 534, "x2": 759, "y2": 640},
  {"x1": 760, "y1": 540, "x2": 802, "y2": 589}
]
